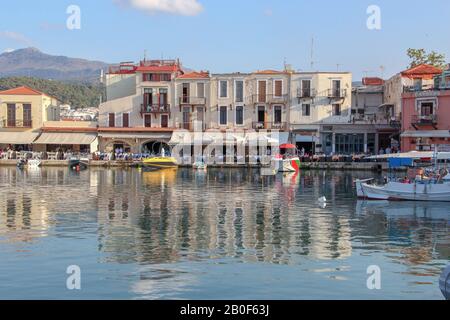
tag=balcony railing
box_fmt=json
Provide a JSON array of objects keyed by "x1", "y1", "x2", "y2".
[
  {"x1": 179, "y1": 97, "x2": 207, "y2": 105},
  {"x1": 0, "y1": 119, "x2": 33, "y2": 128},
  {"x1": 141, "y1": 104, "x2": 171, "y2": 114},
  {"x1": 412, "y1": 114, "x2": 438, "y2": 125},
  {"x1": 327, "y1": 89, "x2": 347, "y2": 99},
  {"x1": 252, "y1": 122, "x2": 287, "y2": 131},
  {"x1": 178, "y1": 122, "x2": 206, "y2": 131},
  {"x1": 247, "y1": 94, "x2": 289, "y2": 104},
  {"x1": 297, "y1": 88, "x2": 317, "y2": 99}
]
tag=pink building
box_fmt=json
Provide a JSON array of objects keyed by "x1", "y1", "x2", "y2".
[{"x1": 401, "y1": 81, "x2": 450, "y2": 152}]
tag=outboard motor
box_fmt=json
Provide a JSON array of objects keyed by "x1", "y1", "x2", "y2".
[{"x1": 440, "y1": 264, "x2": 450, "y2": 300}]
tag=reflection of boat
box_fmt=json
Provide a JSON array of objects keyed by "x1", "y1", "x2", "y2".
[
  {"x1": 69, "y1": 157, "x2": 89, "y2": 171},
  {"x1": 356, "y1": 200, "x2": 450, "y2": 220},
  {"x1": 142, "y1": 157, "x2": 178, "y2": 169},
  {"x1": 193, "y1": 162, "x2": 207, "y2": 170},
  {"x1": 142, "y1": 168, "x2": 177, "y2": 185},
  {"x1": 27, "y1": 159, "x2": 41, "y2": 168}
]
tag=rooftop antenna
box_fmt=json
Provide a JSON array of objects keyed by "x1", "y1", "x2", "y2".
[
  {"x1": 380, "y1": 65, "x2": 385, "y2": 79},
  {"x1": 310, "y1": 36, "x2": 315, "y2": 70},
  {"x1": 144, "y1": 50, "x2": 147, "y2": 62},
  {"x1": 336, "y1": 63, "x2": 341, "y2": 72}
]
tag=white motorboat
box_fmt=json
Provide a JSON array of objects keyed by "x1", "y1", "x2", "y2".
[
  {"x1": 356, "y1": 172, "x2": 450, "y2": 202},
  {"x1": 193, "y1": 162, "x2": 207, "y2": 170}
]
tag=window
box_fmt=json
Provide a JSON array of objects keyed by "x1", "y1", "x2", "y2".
[
  {"x1": 219, "y1": 106, "x2": 227, "y2": 125},
  {"x1": 301, "y1": 80, "x2": 311, "y2": 97},
  {"x1": 159, "y1": 88, "x2": 168, "y2": 106},
  {"x1": 108, "y1": 113, "x2": 115, "y2": 127},
  {"x1": 143, "y1": 73, "x2": 171, "y2": 82},
  {"x1": 333, "y1": 104, "x2": 341, "y2": 116},
  {"x1": 144, "y1": 114, "x2": 152, "y2": 127},
  {"x1": 182, "y1": 107, "x2": 191, "y2": 130},
  {"x1": 236, "y1": 106, "x2": 244, "y2": 125},
  {"x1": 274, "y1": 80, "x2": 283, "y2": 97},
  {"x1": 235, "y1": 81, "x2": 244, "y2": 103},
  {"x1": 7, "y1": 104, "x2": 16, "y2": 127},
  {"x1": 143, "y1": 88, "x2": 153, "y2": 109},
  {"x1": 219, "y1": 81, "x2": 228, "y2": 98},
  {"x1": 258, "y1": 81, "x2": 267, "y2": 102},
  {"x1": 302, "y1": 104, "x2": 311, "y2": 117},
  {"x1": 122, "y1": 113, "x2": 129, "y2": 128},
  {"x1": 23, "y1": 104, "x2": 32, "y2": 127},
  {"x1": 197, "y1": 82, "x2": 205, "y2": 98},
  {"x1": 274, "y1": 106, "x2": 282, "y2": 123},
  {"x1": 420, "y1": 102, "x2": 433, "y2": 116},
  {"x1": 335, "y1": 134, "x2": 364, "y2": 154},
  {"x1": 161, "y1": 115, "x2": 169, "y2": 128}
]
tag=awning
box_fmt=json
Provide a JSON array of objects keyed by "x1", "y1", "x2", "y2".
[
  {"x1": 401, "y1": 130, "x2": 450, "y2": 138},
  {"x1": 34, "y1": 132, "x2": 97, "y2": 145},
  {"x1": 0, "y1": 131, "x2": 39, "y2": 145},
  {"x1": 99, "y1": 132, "x2": 172, "y2": 140}
]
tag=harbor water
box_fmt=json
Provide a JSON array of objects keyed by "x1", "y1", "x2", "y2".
[{"x1": 0, "y1": 167, "x2": 448, "y2": 300}]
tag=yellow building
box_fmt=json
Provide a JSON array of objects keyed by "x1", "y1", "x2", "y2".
[{"x1": 0, "y1": 86, "x2": 61, "y2": 151}]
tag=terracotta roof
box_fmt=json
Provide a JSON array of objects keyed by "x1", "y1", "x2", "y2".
[
  {"x1": 401, "y1": 64, "x2": 443, "y2": 80},
  {"x1": 0, "y1": 86, "x2": 44, "y2": 96},
  {"x1": 254, "y1": 70, "x2": 286, "y2": 75},
  {"x1": 362, "y1": 77, "x2": 384, "y2": 86},
  {"x1": 98, "y1": 127, "x2": 175, "y2": 133},
  {"x1": 177, "y1": 71, "x2": 210, "y2": 79}
]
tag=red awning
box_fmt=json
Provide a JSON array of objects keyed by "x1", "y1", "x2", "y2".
[{"x1": 280, "y1": 144, "x2": 296, "y2": 149}]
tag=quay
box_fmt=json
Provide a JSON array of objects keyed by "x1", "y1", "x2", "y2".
[{"x1": 0, "y1": 159, "x2": 400, "y2": 172}]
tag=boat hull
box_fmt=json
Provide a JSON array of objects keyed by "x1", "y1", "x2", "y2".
[
  {"x1": 142, "y1": 157, "x2": 178, "y2": 169},
  {"x1": 356, "y1": 180, "x2": 450, "y2": 202},
  {"x1": 273, "y1": 158, "x2": 300, "y2": 172}
]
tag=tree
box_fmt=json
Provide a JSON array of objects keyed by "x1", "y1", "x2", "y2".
[{"x1": 407, "y1": 48, "x2": 447, "y2": 69}]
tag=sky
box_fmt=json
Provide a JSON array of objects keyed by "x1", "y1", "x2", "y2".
[{"x1": 0, "y1": 0, "x2": 449, "y2": 80}]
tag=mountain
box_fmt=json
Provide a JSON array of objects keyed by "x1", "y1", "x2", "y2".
[
  {"x1": 0, "y1": 77, "x2": 104, "y2": 109},
  {"x1": 0, "y1": 47, "x2": 109, "y2": 83}
]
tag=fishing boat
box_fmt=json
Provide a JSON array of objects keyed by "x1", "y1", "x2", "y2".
[
  {"x1": 142, "y1": 157, "x2": 178, "y2": 169},
  {"x1": 272, "y1": 144, "x2": 300, "y2": 172},
  {"x1": 440, "y1": 265, "x2": 450, "y2": 300},
  {"x1": 356, "y1": 170, "x2": 450, "y2": 202}
]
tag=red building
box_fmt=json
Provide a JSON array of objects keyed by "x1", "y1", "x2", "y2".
[{"x1": 401, "y1": 67, "x2": 450, "y2": 152}]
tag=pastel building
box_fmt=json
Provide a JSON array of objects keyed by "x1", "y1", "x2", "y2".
[
  {"x1": 289, "y1": 72, "x2": 353, "y2": 154},
  {"x1": 0, "y1": 86, "x2": 60, "y2": 151},
  {"x1": 401, "y1": 69, "x2": 450, "y2": 152}
]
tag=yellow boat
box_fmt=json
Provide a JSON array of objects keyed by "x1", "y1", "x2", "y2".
[{"x1": 142, "y1": 157, "x2": 178, "y2": 169}]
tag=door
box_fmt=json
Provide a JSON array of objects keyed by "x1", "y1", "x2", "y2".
[
  {"x1": 182, "y1": 83, "x2": 189, "y2": 103},
  {"x1": 258, "y1": 106, "x2": 265, "y2": 123},
  {"x1": 7, "y1": 104, "x2": 16, "y2": 127},
  {"x1": 144, "y1": 114, "x2": 152, "y2": 127},
  {"x1": 258, "y1": 81, "x2": 266, "y2": 103},
  {"x1": 274, "y1": 106, "x2": 282, "y2": 124},
  {"x1": 161, "y1": 115, "x2": 169, "y2": 128},
  {"x1": 144, "y1": 88, "x2": 153, "y2": 110},
  {"x1": 332, "y1": 80, "x2": 341, "y2": 96},
  {"x1": 274, "y1": 80, "x2": 283, "y2": 97},
  {"x1": 182, "y1": 107, "x2": 190, "y2": 130},
  {"x1": 108, "y1": 113, "x2": 115, "y2": 128},
  {"x1": 159, "y1": 89, "x2": 168, "y2": 109},
  {"x1": 23, "y1": 104, "x2": 32, "y2": 127},
  {"x1": 122, "y1": 113, "x2": 129, "y2": 128}
]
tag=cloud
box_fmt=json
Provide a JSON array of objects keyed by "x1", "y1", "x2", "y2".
[
  {"x1": 0, "y1": 31, "x2": 33, "y2": 46},
  {"x1": 117, "y1": 0, "x2": 204, "y2": 16}
]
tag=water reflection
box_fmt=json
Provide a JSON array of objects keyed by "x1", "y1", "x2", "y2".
[{"x1": 0, "y1": 167, "x2": 448, "y2": 299}]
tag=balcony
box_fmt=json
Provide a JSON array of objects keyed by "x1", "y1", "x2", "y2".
[
  {"x1": 412, "y1": 114, "x2": 438, "y2": 129},
  {"x1": 179, "y1": 97, "x2": 207, "y2": 105},
  {"x1": 0, "y1": 119, "x2": 33, "y2": 128},
  {"x1": 140, "y1": 104, "x2": 171, "y2": 116},
  {"x1": 252, "y1": 122, "x2": 287, "y2": 131},
  {"x1": 327, "y1": 89, "x2": 347, "y2": 99},
  {"x1": 297, "y1": 88, "x2": 316, "y2": 99},
  {"x1": 178, "y1": 122, "x2": 206, "y2": 131},
  {"x1": 247, "y1": 94, "x2": 289, "y2": 105}
]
